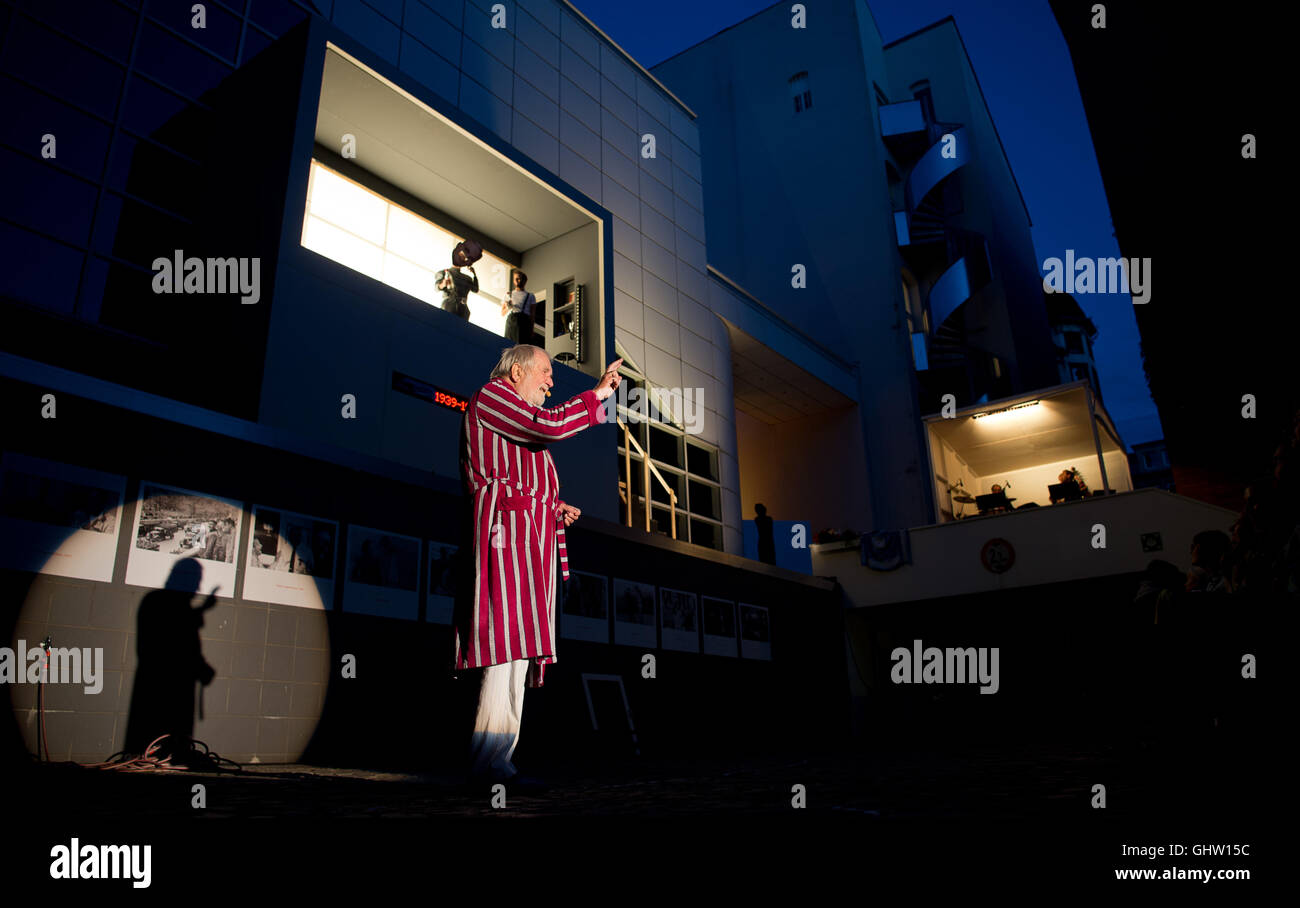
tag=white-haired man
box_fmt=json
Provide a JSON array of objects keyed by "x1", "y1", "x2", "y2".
[{"x1": 454, "y1": 344, "x2": 621, "y2": 788}]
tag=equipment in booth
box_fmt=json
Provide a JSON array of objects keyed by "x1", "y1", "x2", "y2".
[{"x1": 552, "y1": 281, "x2": 584, "y2": 364}]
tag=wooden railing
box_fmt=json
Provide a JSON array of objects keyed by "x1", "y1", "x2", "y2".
[{"x1": 616, "y1": 417, "x2": 677, "y2": 539}]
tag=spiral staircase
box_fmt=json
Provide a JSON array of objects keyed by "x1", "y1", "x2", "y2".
[{"x1": 880, "y1": 101, "x2": 993, "y2": 382}]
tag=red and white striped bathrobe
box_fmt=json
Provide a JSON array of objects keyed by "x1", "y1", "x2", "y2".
[{"x1": 452, "y1": 377, "x2": 604, "y2": 688}]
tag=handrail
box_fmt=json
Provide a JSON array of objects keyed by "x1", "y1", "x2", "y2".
[{"x1": 617, "y1": 416, "x2": 677, "y2": 538}]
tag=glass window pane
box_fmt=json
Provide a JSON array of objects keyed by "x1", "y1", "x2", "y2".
[
  {"x1": 649, "y1": 425, "x2": 681, "y2": 468},
  {"x1": 250, "y1": 0, "x2": 310, "y2": 36},
  {"x1": 385, "y1": 204, "x2": 441, "y2": 267},
  {"x1": 0, "y1": 146, "x2": 96, "y2": 247},
  {"x1": 147, "y1": 0, "x2": 242, "y2": 63},
  {"x1": 242, "y1": 24, "x2": 274, "y2": 62},
  {"x1": 0, "y1": 220, "x2": 81, "y2": 315},
  {"x1": 2, "y1": 16, "x2": 125, "y2": 118},
  {"x1": 302, "y1": 215, "x2": 385, "y2": 281},
  {"x1": 135, "y1": 22, "x2": 233, "y2": 100},
  {"x1": 650, "y1": 505, "x2": 674, "y2": 536},
  {"x1": 9, "y1": 0, "x2": 137, "y2": 60},
  {"x1": 92, "y1": 192, "x2": 193, "y2": 267},
  {"x1": 307, "y1": 165, "x2": 388, "y2": 244},
  {"x1": 690, "y1": 519, "x2": 721, "y2": 550},
  {"x1": 100, "y1": 260, "x2": 173, "y2": 341},
  {"x1": 77, "y1": 254, "x2": 109, "y2": 322},
  {"x1": 616, "y1": 453, "x2": 646, "y2": 499},
  {"x1": 0, "y1": 74, "x2": 112, "y2": 182},
  {"x1": 121, "y1": 76, "x2": 207, "y2": 154},
  {"x1": 107, "y1": 135, "x2": 203, "y2": 218},
  {"x1": 688, "y1": 479, "x2": 719, "y2": 520},
  {"x1": 381, "y1": 252, "x2": 438, "y2": 305},
  {"x1": 686, "y1": 442, "x2": 717, "y2": 481},
  {"x1": 650, "y1": 469, "x2": 683, "y2": 506}
]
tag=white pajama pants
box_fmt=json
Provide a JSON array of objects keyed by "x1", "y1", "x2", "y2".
[{"x1": 468, "y1": 659, "x2": 528, "y2": 781}]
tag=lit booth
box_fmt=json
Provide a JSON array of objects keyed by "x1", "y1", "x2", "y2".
[
  {"x1": 259, "y1": 31, "x2": 619, "y2": 519},
  {"x1": 300, "y1": 44, "x2": 607, "y2": 373},
  {"x1": 923, "y1": 382, "x2": 1131, "y2": 522}
]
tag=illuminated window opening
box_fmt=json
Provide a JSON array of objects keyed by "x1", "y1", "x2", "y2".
[{"x1": 302, "y1": 159, "x2": 516, "y2": 337}]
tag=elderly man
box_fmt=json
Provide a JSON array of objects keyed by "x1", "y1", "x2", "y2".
[{"x1": 454, "y1": 344, "x2": 622, "y2": 788}]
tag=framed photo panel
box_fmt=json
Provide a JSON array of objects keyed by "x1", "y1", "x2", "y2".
[
  {"x1": 701, "y1": 596, "x2": 738, "y2": 657},
  {"x1": 426, "y1": 540, "x2": 459, "y2": 624},
  {"x1": 342, "y1": 526, "x2": 421, "y2": 619},
  {"x1": 612, "y1": 579, "x2": 656, "y2": 648},
  {"x1": 243, "y1": 505, "x2": 337, "y2": 609},
  {"x1": 125, "y1": 481, "x2": 242, "y2": 594},
  {"x1": 0, "y1": 453, "x2": 125, "y2": 582},
  {"x1": 739, "y1": 603, "x2": 771, "y2": 661},
  {"x1": 658, "y1": 587, "x2": 699, "y2": 653}
]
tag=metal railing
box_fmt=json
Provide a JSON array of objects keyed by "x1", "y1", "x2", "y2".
[{"x1": 617, "y1": 416, "x2": 678, "y2": 539}]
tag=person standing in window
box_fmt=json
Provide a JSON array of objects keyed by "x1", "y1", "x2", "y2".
[
  {"x1": 500, "y1": 269, "x2": 537, "y2": 344},
  {"x1": 436, "y1": 240, "x2": 483, "y2": 320}
]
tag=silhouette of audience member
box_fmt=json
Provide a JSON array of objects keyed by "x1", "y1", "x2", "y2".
[
  {"x1": 1186, "y1": 530, "x2": 1231, "y2": 593},
  {"x1": 124, "y1": 558, "x2": 217, "y2": 765},
  {"x1": 1135, "y1": 558, "x2": 1185, "y2": 623},
  {"x1": 754, "y1": 503, "x2": 775, "y2": 565},
  {"x1": 1053, "y1": 468, "x2": 1089, "y2": 500}
]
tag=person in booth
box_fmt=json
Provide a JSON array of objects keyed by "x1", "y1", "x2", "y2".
[
  {"x1": 500, "y1": 269, "x2": 537, "y2": 344},
  {"x1": 435, "y1": 239, "x2": 483, "y2": 320}
]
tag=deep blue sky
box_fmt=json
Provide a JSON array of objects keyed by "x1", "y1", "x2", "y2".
[{"x1": 569, "y1": 0, "x2": 1162, "y2": 447}]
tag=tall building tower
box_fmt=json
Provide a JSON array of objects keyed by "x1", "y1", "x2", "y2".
[{"x1": 653, "y1": 5, "x2": 1058, "y2": 531}]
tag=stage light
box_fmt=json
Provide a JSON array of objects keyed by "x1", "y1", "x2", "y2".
[{"x1": 970, "y1": 400, "x2": 1041, "y2": 421}]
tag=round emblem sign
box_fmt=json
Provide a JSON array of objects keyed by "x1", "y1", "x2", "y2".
[{"x1": 980, "y1": 537, "x2": 1015, "y2": 574}]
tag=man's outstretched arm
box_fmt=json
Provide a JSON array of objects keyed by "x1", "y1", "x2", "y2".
[
  {"x1": 475, "y1": 360, "x2": 622, "y2": 445},
  {"x1": 476, "y1": 384, "x2": 602, "y2": 444}
]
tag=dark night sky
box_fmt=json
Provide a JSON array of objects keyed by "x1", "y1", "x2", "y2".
[{"x1": 569, "y1": 0, "x2": 1163, "y2": 447}]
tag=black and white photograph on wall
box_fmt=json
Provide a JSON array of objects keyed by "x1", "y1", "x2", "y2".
[
  {"x1": 0, "y1": 453, "x2": 126, "y2": 582},
  {"x1": 342, "y1": 525, "x2": 421, "y2": 619},
  {"x1": 560, "y1": 570, "x2": 609, "y2": 643},
  {"x1": 612, "y1": 578, "x2": 657, "y2": 648},
  {"x1": 243, "y1": 506, "x2": 338, "y2": 609},
  {"x1": 701, "y1": 596, "x2": 738, "y2": 657},
  {"x1": 659, "y1": 587, "x2": 699, "y2": 653},
  {"x1": 739, "y1": 603, "x2": 771, "y2": 661},
  {"x1": 426, "y1": 541, "x2": 458, "y2": 624},
  {"x1": 124, "y1": 482, "x2": 243, "y2": 592}
]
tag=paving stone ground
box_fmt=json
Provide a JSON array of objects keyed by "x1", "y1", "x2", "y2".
[
  {"x1": 8, "y1": 734, "x2": 1262, "y2": 820},
  {"x1": 7, "y1": 734, "x2": 1271, "y2": 892}
]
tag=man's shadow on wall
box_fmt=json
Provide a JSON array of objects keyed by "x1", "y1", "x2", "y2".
[{"x1": 123, "y1": 558, "x2": 217, "y2": 766}]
